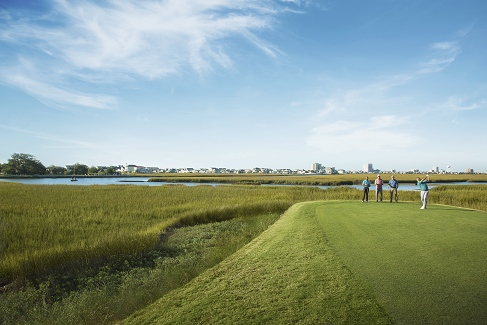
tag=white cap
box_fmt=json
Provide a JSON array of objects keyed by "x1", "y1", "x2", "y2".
[{"x1": 377, "y1": 174, "x2": 380, "y2": 177}]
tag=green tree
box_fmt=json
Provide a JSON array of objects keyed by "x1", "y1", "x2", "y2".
[
  {"x1": 47, "y1": 165, "x2": 66, "y2": 175},
  {"x1": 1, "y1": 163, "x2": 16, "y2": 175},
  {"x1": 5, "y1": 153, "x2": 46, "y2": 175},
  {"x1": 105, "y1": 167, "x2": 115, "y2": 175},
  {"x1": 88, "y1": 166, "x2": 99, "y2": 175},
  {"x1": 70, "y1": 163, "x2": 88, "y2": 175}
]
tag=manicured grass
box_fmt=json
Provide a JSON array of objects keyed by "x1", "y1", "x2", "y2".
[
  {"x1": 124, "y1": 201, "x2": 487, "y2": 324},
  {"x1": 315, "y1": 201, "x2": 487, "y2": 324},
  {"x1": 123, "y1": 202, "x2": 394, "y2": 324}
]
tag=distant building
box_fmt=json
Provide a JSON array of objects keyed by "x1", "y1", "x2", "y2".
[
  {"x1": 311, "y1": 163, "x2": 322, "y2": 171},
  {"x1": 363, "y1": 163, "x2": 373, "y2": 173},
  {"x1": 466, "y1": 168, "x2": 474, "y2": 173},
  {"x1": 324, "y1": 167, "x2": 336, "y2": 174},
  {"x1": 124, "y1": 164, "x2": 137, "y2": 173},
  {"x1": 178, "y1": 168, "x2": 194, "y2": 173}
]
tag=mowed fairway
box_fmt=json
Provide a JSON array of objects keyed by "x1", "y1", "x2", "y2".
[
  {"x1": 123, "y1": 201, "x2": 487, "y2": 324},
  {"x1": 315, "y1": 201, "x2": 487, "y2": 324}
]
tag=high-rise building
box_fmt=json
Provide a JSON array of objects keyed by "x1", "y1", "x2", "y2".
[
  {"x1": 466, "y1": 168, "x2": 474, "y2": 173},
  {"x1": 363, "y1": 163, "x2": 373, "y2": 173},
  {"x1": 311, "y1": 163, "x2": 322, "y2": 171}
]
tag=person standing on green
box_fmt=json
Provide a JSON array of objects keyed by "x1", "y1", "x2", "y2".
[
  {"x1": 417, "y1": 174, "x2": 430, "y2": 209},
  {"x1": 388, "y1": 175, "x2": 399, "y2": 203},
  {"x1": 362, "y1": 176, "x2": 371, "y2": 202},
  {"x1": 375, "y1": 174, "x2": 383, "y2": 202}
]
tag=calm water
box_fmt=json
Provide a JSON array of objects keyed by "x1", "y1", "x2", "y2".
[
  {"x1": 0, "y1": 177, "x2": 218, "y2": 187},
  {"x1": 1, "y1": 177, "x2": 486, "y2": 191}
]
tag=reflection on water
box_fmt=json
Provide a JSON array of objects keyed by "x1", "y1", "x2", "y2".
[{"x1": 0, "y1": 177, "x2": 486, "y2": 191}]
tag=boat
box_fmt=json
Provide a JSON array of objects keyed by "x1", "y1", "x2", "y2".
[{"x1": 71, "y1": 165, "x2": 78, "y2": 181}]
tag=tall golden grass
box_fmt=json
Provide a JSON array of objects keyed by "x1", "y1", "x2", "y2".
[
  {"x1": 0, "y1": 183, "x2": 355, "y2": 279},
  {"x1": 147, "y1": 173, "x2": 487, "y2": 185},
  {"x1": 1, "y1": 182, "x2": 485, "y2": 280}
]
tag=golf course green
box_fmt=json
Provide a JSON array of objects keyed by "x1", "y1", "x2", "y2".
[{"x1": 123, "y1": 201, "x2": 487, "y2": 324}]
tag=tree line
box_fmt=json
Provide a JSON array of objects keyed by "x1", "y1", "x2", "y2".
[{"x1": 0, "y1": 153, "x2": 118, "y2": 176}]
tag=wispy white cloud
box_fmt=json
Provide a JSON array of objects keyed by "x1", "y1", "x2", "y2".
[
  {"x1": 306, "y1": 115, "x2": 420, "y2": 153},
  {"x1": 3, "y1": 0, "x2": 288, "y2": 75},
  {"x1": 456, "y1": 23, "x2": 475, "y2": 37},
  {"x1": 315, "y1": 74, "x2": 415, "y2": 117},
  {"x1": 0, "y1": 124, "x2": 101, "y2": 148},
  {"x1": 441, "y1": 97, "x2": 486, "y2": 111},
  {"x1": 304, "y1": 37, "x2": 463, "y2": 154},
  {"x1": 0, "y1": 0, "x2": 294, "y2": 108},
  {"x1": 419, "y1": 57, "x2": 455, "y2": 74},
  {"x1": 313, "y1": 38, "x2": 462, "y2": 118},
  {"x1": 430, "y1": 41, "x2": 458, "y2": 52},
  {"x1": 0, "y1": 58, "x2": 117, "y2": 109}
]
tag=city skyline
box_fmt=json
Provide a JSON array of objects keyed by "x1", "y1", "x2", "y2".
[{"x1": 1, "y1": 1, "x2": 486, "y2": 172}]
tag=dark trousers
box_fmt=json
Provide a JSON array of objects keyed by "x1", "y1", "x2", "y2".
[{"x1": 362, "y1": 187, "x2": 369, "y2": 201}]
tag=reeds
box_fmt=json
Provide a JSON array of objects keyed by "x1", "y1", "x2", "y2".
[
  {"x1": 1, "y1": 182, "x2": 485, "y2": 280},
  {"x1": 147, "y1": 173, "x2": 487, "y2": 185},
  {"x1": 0, "y1": 183, "x2": 354, "y2": 279}
]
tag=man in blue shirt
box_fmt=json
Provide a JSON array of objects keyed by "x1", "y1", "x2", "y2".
[
  {"x1": 416, "y1": 174, "x2": 430, "y2": 209},
  {"x1": 362, "y1": 176, "x2": 371, "y2": 202},
  {"x1": 388, "y1": 175, "x2": 399, "y2": 203}
]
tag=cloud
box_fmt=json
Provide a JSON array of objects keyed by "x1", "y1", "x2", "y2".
[
  {"x1": 441, "y1": 97, "x2": 486, "y2": 111},
  {"x1": 3, "y1": 0, "x2": 287, "y2": 76},
  {"x1": 0, "y1": 124, "x2": 100, "y2": 148},
  {"x1": 418, "y1": 57, "x2": 455, "y2": 74},
  {"x1": 430, "y1": 41, "x2": 458, "y2": 52},
  {"x1": 306, "y1": 115, "x2": 420, "y2": 153},
  {"x1": 315, "y1": 73, "x2": 415, "y2": 117},
  {"x1": 308, "y1": 36, "x2": 463, "y2": 125},
  {"x1": 456, "y1": 23, "x2": 475, "y2": 37},
  {"x1": 0, "y1": 58, "x2": 117, "y2": 109},
  {"x1": 0, "y1": 0, "x2": 294, "y2": 108}
]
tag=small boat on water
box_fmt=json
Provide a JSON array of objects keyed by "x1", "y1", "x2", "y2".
[{"x1": 71, "y1": 166, "x2": 77, "y2": 181}]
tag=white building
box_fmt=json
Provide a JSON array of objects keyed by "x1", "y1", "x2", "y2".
[
  {"x1": 178, "y1": 168, "x2": 194, "y2": 173},
  {"x1": 124, "y1": 164, "x2": 137, "y2": 173},
  {"x1": 363, "y1": 163, "x2": 373, "y2": 173},
  {"x1": 310, "y1": 163, "x2": 322, "y2": 171}
]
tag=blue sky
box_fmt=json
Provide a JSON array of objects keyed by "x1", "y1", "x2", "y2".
[{"x1": 1, "y1": 0, "x2": 486, "y2": 172}]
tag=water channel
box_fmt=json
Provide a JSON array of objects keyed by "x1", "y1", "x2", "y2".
[{"x1": 1, "y1": 177, "x2": 486, "y2": 191}]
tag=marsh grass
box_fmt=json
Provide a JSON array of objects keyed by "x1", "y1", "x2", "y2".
[
  {"x1": 0, "y1": 214, "x2": 281, "y2": 324},
  {"x1": 148, "y1": 173, "x2": 487, "y2": 185},
  {"x1": 1, "y1": 183, "x2": 486, "y2": 281},
  {"x1": 0, "y1": 183, "x2": 358, "y2": 280},
  {"x1": 1, "y1": 182, "x2": 486, "y2": 324}
]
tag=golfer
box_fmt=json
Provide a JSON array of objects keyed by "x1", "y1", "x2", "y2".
[
  {"x1": 417, "y1": 174, "x2": 430, "y2": 209},
  {"x1": 362, "y1": 176, "x2": 371, "y2": 202},
  {"x1": 375, "y1": 174, "x2": 383, "y2": 202},
  {"x1": 388, "y1": 175, "x2": 399, "y2": 203}
]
